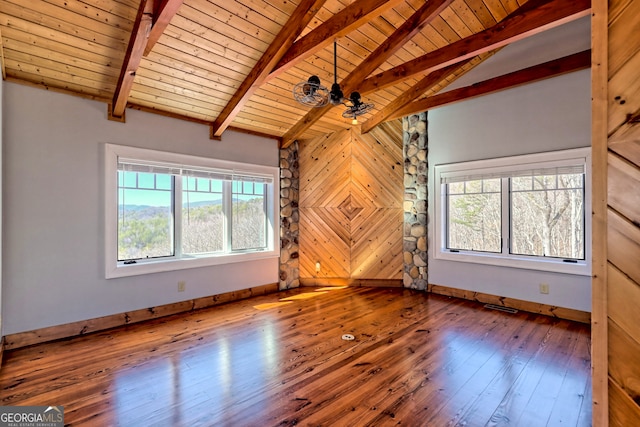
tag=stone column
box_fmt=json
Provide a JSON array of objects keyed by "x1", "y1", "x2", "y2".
[
  {"x1": 279, "y1": 141, "x2": 300, "y2": 290},
  {"x1": 402, "y1": 113, "x2": 428, "y2": 290}
]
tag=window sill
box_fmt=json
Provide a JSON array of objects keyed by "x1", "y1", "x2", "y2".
[
  {"x1": 106, "y1": 250, "x2": 279, "y2": 279},
  {"x1": 434, "y1": 249, "x2": 591, "y2": 276}
]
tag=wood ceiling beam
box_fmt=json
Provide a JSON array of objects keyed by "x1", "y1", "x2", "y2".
[
  {"x1": 110, "y1": 0, "x2": 154, "y2": 121},
  {"x1": 0, "y1": 28, "x2": 6, "y2": 80},
  {"x1": 360, "y1": 60, "x2": 474, "y2": 134},
  {"x1": 267, "y1": 0, "x2": 405, "y2": 81},
  {"x1": 359, "y1": 0, "x2": 591, "y2": 94},
  {"x1": 386, "y1": 50, "x2": 591, "y2": 121},
  {"x1": 144, "y1": 0, "x2": 184, "y2": 56},
  {"x1": 281, "y1": 0, "x2": 455, "y2": 148},
  {"x1": 209, "y1": 0, "x2": 328, "y2": 139}
]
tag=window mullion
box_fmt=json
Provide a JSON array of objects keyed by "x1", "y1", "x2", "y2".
[
  {"x1": 174, "y1": 175, "x2": 183, "y2": 258},
  {"x1": 502, "y1": 178, "x2": 510, "y2": 255},
  {"x1": 223, "y1": 180, "x2": 233, "y2": 252}
]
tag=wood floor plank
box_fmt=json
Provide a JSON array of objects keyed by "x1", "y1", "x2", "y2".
[{"x1": 0, "y1": 287, "x2": 591, "y2": 426}]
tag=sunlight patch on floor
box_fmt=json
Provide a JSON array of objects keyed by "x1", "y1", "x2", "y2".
[
  {"x1": 254, "y1": 287, "x2": 348, "y2": 310},
  {"x1": 253, "y1": 301, "x2": 294, "y2": 310},
  {"x1": 315, "y1": 286, "x2": 348, "y2": 291},
  {"x1": 280, "y1": 291, "x2": 329, "y2": 301}
]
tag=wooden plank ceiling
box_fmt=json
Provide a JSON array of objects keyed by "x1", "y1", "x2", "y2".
[{"x1": 0, "y1": 0, "x2": 590, "y2": 145}]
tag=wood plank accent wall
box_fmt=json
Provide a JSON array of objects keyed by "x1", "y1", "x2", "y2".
[
  {"x1": 298, "y1": 122, "x2": 404, "y2": 281},
  {"x1": 593, "y1": 0, "x2": 640, "y2": 424}
]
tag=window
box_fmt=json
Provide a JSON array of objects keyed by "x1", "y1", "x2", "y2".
[
  {"x1": 434, "y1": 148, "x2": 591, "y2": 275},
  {"x1": 105, "y1": 144, "x2": 278, "y2": 278}
]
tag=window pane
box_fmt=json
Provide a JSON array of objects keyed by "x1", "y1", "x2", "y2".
[
  {"x1": 510, "y1": 174, "x2": 584, "y2": 259},
  {"x1": 182, "y1": 179, "x2": 224, "y2": 254},
  {"x1": 232, "y1": 181, "x2": 266, "y2": 250},
  {"x1": 447, "y1": 179, "x2": 501, "y2": 253},
  {"x1": 138, "y1": 173, "x2": 156, "y2": 189},
  {"x1": 118, "y1": 171, "x2": 173, "y2": 261},
  {"x1": 511, "y1": 176, "x2": 531, "y2": 191}
]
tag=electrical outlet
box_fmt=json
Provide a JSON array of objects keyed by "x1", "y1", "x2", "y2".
[
  {"x1": 178, "y1": 281, "x2": 186, "y2": 292},
  {"x1": 539, "y1": 283, "x2": 549, "y2": 294}
]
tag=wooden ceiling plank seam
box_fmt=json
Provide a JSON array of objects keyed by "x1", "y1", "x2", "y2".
[
  {"x1": 462, "y1": 0, "x2": 498, "y2": 27},
  {"x1": 3, "y1": 74, "x2": 112, "y2": 104},
  {"x1": 270, "y1": 0, "x2": 405, "y2": 80},
  {"x1": 390, "y1": 49, "x2": 591, "y2": 120},
  {"x1": 40, "y1": 0, "x2": 137, "y2": 25},
  {"x1": 2, "y1": 0, "x2": 132, "y2": 47},
  {"x1": 0, "y1": 24, "x2": 121, "y2": 69},
  {"x1": 136, "y1": 62, "x2": 237, "y2": 97},
  {"x1": 111, "y1": 0, "x2": 154, "y2": 119},
  {"x1": 143, "y1": 0, "x2": 184, "y2": 55},
  {"x1": 209, "y1": 0, "x2": 329, "y2": 138},
  {"x1": 501, "y1": 0, "x2": 523, "y2": 13},
  {"x1": 482, "y1": 0, "x2": 509, "y2": 22},
  {"x1": 0, "y1": 13, "x2": 127, "y2": 60},
  {"x1": 428, "y1": 15, "x2": 463, "y2": 45},
  {"x1": 281, "y1": 0, "x2": 455, "y2": 147},
  {"x1": 360, "y1": 59, "x2": 473, "y2": 134},
  {"x1": 3, "y1": 38, "x2": 118, "y2": 81},
  {"x1": 156, "y1": 30, "x2": 256, "y2": 75},
  {"x1": 180, "y1": 0, "x2": 273, "y2": 47},
  {"x1": 147, "y1": 44, "x2": 246, "y2": 86},
  {"x1": 207, "y1": 0, "x2": 291, "y2": 36},
  {"x1": 238, "y1": 0, "x2": 300, "y2": 25},
  {"x1": 166, "y1": 13, "x2": 265, "y2": 61},
  {"x1": 74, "y1": 0, "x2": 139, "y2": 21},
  {"x1": 128, "y1": 96, "x2": 208, "y2": 124},
  {"x1": 450, "y1": 1, "x2": 485, "y2": 33},
  {"x1": 131, "y1": 78, "x2": 225, "y2": 109},
  {"x1": 95, "y1": 0, "x2": 141, "y2": 10},
  {"x1": 129, "y1": 83, "x2": 220, "y2": 109},
  {"x1": 359, "y1": 0, "x2": 591, "y2": 93},
  {"x1": 5, "y1": 48, "x2": 118, "y2": 87},
  {"x1": 5, "y1": 69, "x2": 114, "y2": 99},
  {"x1": 4, "y1": 57, "x2": 118, "y2": 90},
  {"x1": 438, "y1": 7, "x2": 474, "y2": 39}
]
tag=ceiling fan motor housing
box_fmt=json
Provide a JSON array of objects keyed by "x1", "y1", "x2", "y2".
[
  {"x1": 330, "y1": 83, "x2": 344, "y2": 105},
  {"x1": 349, "y1": 91, "x2": 362, "y2": 106}
]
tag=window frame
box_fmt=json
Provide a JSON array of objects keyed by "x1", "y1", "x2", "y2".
[
  {"x1": 433, "y1": 148, "x2": 591, "y2": 276},
  {"x1": 105, "y1": 143, "x2": 279, "y2": 279}
]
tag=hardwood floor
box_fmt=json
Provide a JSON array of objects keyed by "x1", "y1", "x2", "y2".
[{"x1": 0, "y1": 287, "x2": 591, "y2": 426}]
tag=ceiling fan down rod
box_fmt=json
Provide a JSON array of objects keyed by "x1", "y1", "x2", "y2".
[{"x1": 330, "y1": 39, "x2": 344, "y2": 105}]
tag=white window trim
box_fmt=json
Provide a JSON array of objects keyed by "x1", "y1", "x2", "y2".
[
  {"x1": 104, "y1": 143, "x2": 279, "y2": 279},
  {"x1": 433, "y1": 147, "x2": 592, "y2": 276}
]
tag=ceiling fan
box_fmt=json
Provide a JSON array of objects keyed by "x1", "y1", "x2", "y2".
[{"x1": 293, "y1": 40, "x2": 374, "y2": 124}]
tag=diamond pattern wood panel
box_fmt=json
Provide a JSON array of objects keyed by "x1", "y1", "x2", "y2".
[{"x1": 299, "y1": 121, "x2": 403, "y2": 280}]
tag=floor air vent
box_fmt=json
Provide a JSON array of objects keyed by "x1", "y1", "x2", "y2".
[{"x1": 484, "y1": 304, "x2": 518, "y2": 314}]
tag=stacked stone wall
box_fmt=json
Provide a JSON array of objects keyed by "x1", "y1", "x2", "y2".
[
  {"x1": 403, "y1": 113, "x2": 428, "y2": 290},
  {"x1": 279, "y1": 142, "x2": 300, "y2": 290}
]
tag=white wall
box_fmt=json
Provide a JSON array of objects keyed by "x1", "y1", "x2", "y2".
[
  {"x1": 2, "y1": 83, "x2": 280, "y2": 335},
  {"x1": 428, "y1": 16, "x2": 591, "y2": 311},
  {"x1": 428, "y1": 25, "x2": 592, "y2": 312}
]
